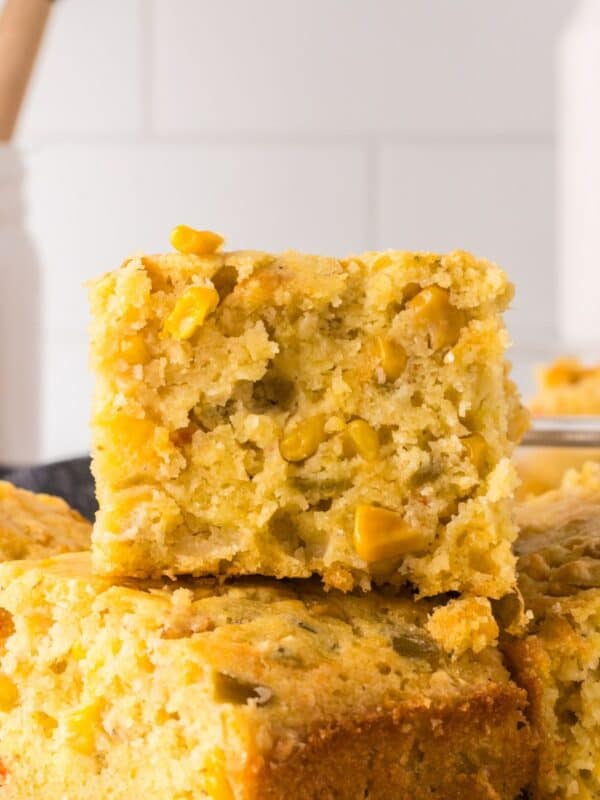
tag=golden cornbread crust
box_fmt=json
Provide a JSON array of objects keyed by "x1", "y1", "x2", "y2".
[
  {"x1": 505, "y1": 468, "x2": 600, "y2": 799},
  {"x1": 0, "y1": 480, "x2": 90, "y2": 560},
  {"x1": 257, "y1": 689, "x2": 534, "y2": 800},
  {"x1": 0, "y1": 554, "x2": 534, "y2": 799},
  {"x1": 89, "y1": 246, "x2": 523, "y2": 597}
]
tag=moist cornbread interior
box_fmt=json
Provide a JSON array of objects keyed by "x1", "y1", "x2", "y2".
[
  {"x1": 506, "y1": 466, "x2": 600, "y2": 800},
  {"x1": 0, "y1": 481, "x2": 91, "y2": 560},
  {"x1": 90, "y1": 247, "x2": 526, "y2": 594},
  {"x1": 0, "y1": 553, "x2": 534, "y2": 800}
]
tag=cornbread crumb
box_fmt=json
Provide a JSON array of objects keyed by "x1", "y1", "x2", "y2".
[
  {"x1": 427, "y1": 596, "x2": 499, "y2": 657},
  {"x1": 505, "y1": 468, "x2": 600, "y2": 799},
  {"x1": 0, "y1": 481, "x2": 90, "y2": 560},
  {"x1": 0, "y1": 553, "x2": 534, "y2": 799},
  {"x1": 89, "y1": 240, "x2": 524, "y2": 599}
]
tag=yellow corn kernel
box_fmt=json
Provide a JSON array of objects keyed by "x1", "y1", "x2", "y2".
[
  {"x1": 204, "y1": 749, "x2": 234, "y2": 800},
  {"x1": 34, "y1": 711, "x2": 58, "y2": 736},
  {"x1": 64, "y1": 702, "x2": 102, "y2": 756},
  {"x1": 163, "y1": 285, "x2": 219, "y2": 340},
  {"x1": 170, "y1": 225, "x2": 224, "y2": 255},
  {"x1": 280, "y1": 414, "x2": 326, "y2": 462},
  {"x1": 371, "y1": 253, "x2": 393, "y2": 271},
  {"x1": 377, "y1": 336, "x2": 407, "y2": 382},
  {"x1": 461, "y1": 434, "x2": 486, "y2": 472},
  {"x1": 354, "y1": 504, "x2": 427, "y2": 561},
  {"x1": 0, "y1": 674, "x2": 18, "y2": 711},
  {"x1": 71, "y1": 642, "x2": 86, "y2": 661},
  {"x1": 110, "y1": 415, "x2": 156, "y2": 451},
  {"x1": 407, "y1": 285, "x2": 465, "y2": 350},
  {"x1": 120, "y1": 334, "x2": 150, "y2": 365},
  {"x1": 343, "y1": 420, "x2": 379, "y2": 461}
]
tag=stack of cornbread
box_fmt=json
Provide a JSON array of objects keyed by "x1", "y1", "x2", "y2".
[{"x1": 0, "y1": 229, "x2": 597, "y2": 799}]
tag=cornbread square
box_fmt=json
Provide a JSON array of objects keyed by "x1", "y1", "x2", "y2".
[
  {"x1": 505, "y1": 465, "x2": 600, "y2": 799},
  {"x1": 530, "y1": 358, "x2": 600, "y2": 416},
  {"x1": 0, "y1": 481, "x2": 90, "y2": 560},
  {"x1": 90, "y1": 246, "x2": 525, "y2": 594},
  {"x1": 517, "y1": 358, "x2": 600, "y2": 497},
  {"x1": 0, "y1": 554, "x2": 534, "y2": 799}
]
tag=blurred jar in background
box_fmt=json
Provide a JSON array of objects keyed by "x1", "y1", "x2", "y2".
[{"x1": 0, "y1": 144, "x2": 40, "y2": 468}]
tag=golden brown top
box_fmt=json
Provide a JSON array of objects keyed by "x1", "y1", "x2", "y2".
[{"x1": 0, "y1": 481, "x2": 91, "y2": 561}]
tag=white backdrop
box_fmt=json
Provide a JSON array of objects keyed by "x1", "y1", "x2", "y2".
[{"x1": 12, "y1": 0, "x2": 572, "y2": 459}]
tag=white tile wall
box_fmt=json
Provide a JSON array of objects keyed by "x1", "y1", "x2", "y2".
[
  {"x1": 376, "y1": 141, "x2": 556, "y2": 344},
  {"x1": 26, "y1": 140, "x2": 368, "y2": 334},
  {"x1": 41, "y1": 330, "x2": 91, "y2": 458},
  {"x1": 18, "y1": 0, "x2": 144, "y2": 139},
  {"x1": 6, "y1": 0, "x2": 571, "y2": 460},
  {"x1": 154, "y1": 0, "x2": 569, "y2": 135}
]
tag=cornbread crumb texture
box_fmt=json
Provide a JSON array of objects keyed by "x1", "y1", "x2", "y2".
[
  {"x1": 0, "y1": 481, "x2": 90, "y2": 561},
  {"x1": 0, "y1": 553, "x2": 533, "y2": 800},
  {"x1": 506, "y1": 469, "x2": 600, "y2": 800},
  {"x1": 427, "y1": 596, "x2": 499, "y2": 658},
  {"x1": 90, "y1": 243, "x2": 524, "y2": 598}
]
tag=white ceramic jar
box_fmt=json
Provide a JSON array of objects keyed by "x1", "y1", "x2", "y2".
[
  {"x1": 558, "y1": 0, "x2": 600, "y2": 349},
  {"x1": 0, "y1": 144, "x2": 40, "y2": 467}
]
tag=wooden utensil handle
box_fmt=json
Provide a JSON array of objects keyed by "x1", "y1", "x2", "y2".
[{"x1": 0, "y1": 0, "x2": 52, "y2": 141}]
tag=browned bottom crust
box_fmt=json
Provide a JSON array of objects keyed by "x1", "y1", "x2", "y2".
[
  {"x1": 504, "y1": 637, "x2": 559, "y2": 800},
  {"x1": 256, "y1": 686, "x2": 535, "y2": 800}
]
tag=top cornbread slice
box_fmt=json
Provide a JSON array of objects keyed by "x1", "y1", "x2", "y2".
[
  {"x1": 90, "y1": 245, "x2": 525, "y2": 594},
  {"x1": 0, "y1": 553, "x2": 534, "y2": 799},
  {"x1": 0, "y1": 480, "x2": 90, "y2": 560}
]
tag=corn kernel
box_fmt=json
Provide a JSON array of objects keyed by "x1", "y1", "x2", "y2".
[
  {"x1": 120, "y1": 334, "x2": 150, "y2": 365},
  {"x1": 0, "y1": 674, "x2": 18, "y2": 711},
  {"x1": 170, "y1": 225, "x2": 224, "y2": 255},
  {"x1": 407, "y1": 285, "x2": 465, "y2": 350},
  {"x1": 461, "y1": 434, "x2": 486, "y2": 472},
  {"x1": 163, "y1": 285, "x2": 219, "y2": 340},
  {"x1": 64, "y1": 702, "x2": 102, "y2": 756},
  {"x1": 354, "y1": 505, "x2": 427, "y2": 561},
  {"x1": 110, "y1": 416, "x2": 156, "y2": 450},
  {"x1": 71, "y1": 642, "x2": 86, "y2": 661},
  {"x1": 377, "y1": 336, "x2": 407, "y2": 382},
  {"x1": 280, "y1": 414, "x2": 326, "y2": 462},
  {"x1": 371, "y1": 253, "x2": 393, "y2": 271},
  {"x1": 34, "y1": 711, "x2": 58, "y2": 736},
  {"x1": 204, "y1": 749, "x2": 234, "y2": 800},
  {"x1": 343, "y1": 420, "x2": 379, "y2": 461}
]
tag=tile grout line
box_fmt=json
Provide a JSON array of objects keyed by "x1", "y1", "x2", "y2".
[{"x1": 16, "y1": 131, "x2": 557, "y2": 150}]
